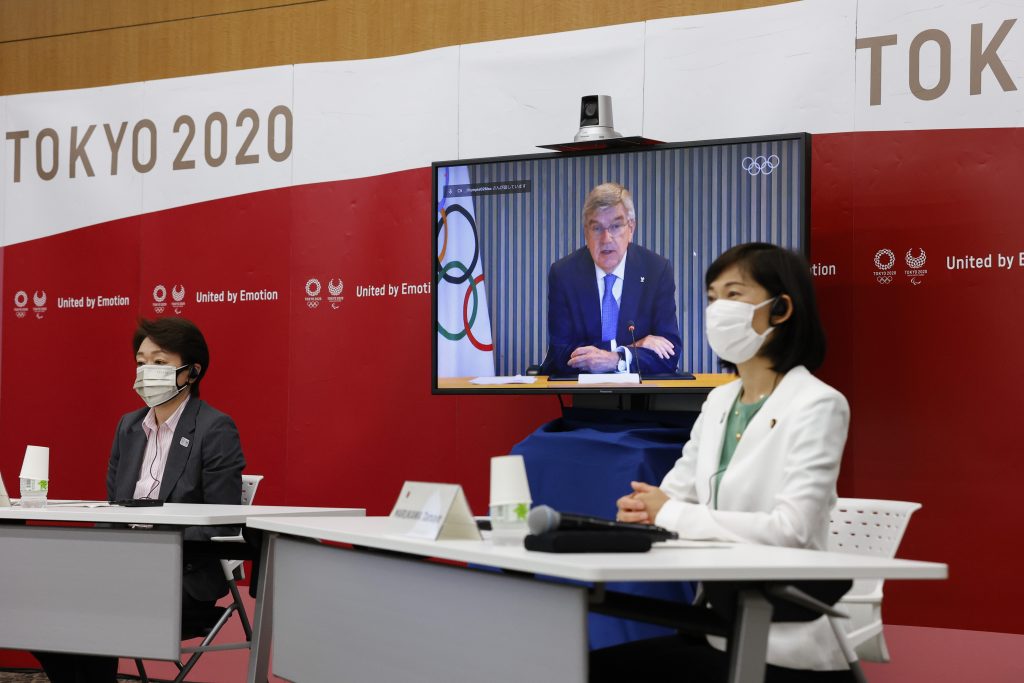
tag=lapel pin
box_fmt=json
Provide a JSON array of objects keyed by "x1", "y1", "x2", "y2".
[
  {"x1": 769, "y1": 419, "x2": 777, "y2": 429},
  {"x1": 640, "y1": 276, "x2": 645, "y2": 283},
  {"x1": 180, "y1": 437, "x2": 190, "y2": 447}
]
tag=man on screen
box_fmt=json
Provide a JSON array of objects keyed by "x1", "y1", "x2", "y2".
[{"x1": 541, "y1": 182, "x2": 681, "y2": 376}]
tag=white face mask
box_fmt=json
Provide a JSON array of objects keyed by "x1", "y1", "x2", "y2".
[
  {"x1": 705, "y1": 297, "x2": 777, "y2": 364},
  {"x1": 134, "y1": 364, "x2": 190, "y2": 408}
]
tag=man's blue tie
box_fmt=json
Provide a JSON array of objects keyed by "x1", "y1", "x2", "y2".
[{"x1": 601, "y1": 273, "x2": 618, "y2": 343}]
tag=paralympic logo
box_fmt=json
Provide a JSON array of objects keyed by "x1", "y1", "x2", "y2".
[
  {"x1": 31, "y1": 290, "x2": 47, "y2": 319},
  {"x1": 741, "y1": 155, "x2": 780, "y2": 176},
  {"x1": 326, "y1": 278, "x2": 344, "y2": 309},
  {"x1": 171, "y1": 284, "x2": 186, "y2": 314},
  {"x1": 436, "y1": 200, "x2": 493, "y2": 352},
  {"x1": 905, "y1": 248, "x2": 927, "y2": 269}
]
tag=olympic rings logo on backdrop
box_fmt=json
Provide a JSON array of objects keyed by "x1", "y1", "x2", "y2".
[
  {"x1": 153, "y1": 285, "x2": 167, "y2": 302},
  {"x1": 305, "y1": 277, "x2": 322, "y2": 309},
  {"x1": 436, "y1": 200, "x2": 493, "y2": 352},
  {"x1": 13, "y1": 290, "x2": 28, "y2": 318},
  {"x1": 874, "y1": 249, "x2": 896, "y2": 271},
  {"x1": 741, "y1": 155, "x2": 780, "y2": 176},
  {"x1": 873, "y1": 248, "x2": 897, "y2": 286}
]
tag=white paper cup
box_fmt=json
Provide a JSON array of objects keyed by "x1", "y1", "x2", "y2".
[
  {"x1": 20, "y1": 445, "x2": 49, "y2": 481},
  {"x1": 489, "y1": 455, "x2": 531, "y2": 507}
]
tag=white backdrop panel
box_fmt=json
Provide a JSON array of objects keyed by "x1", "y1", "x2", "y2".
[
  {"x1": 854, "y1": 0, "x2": 1024, "y2": 131},
  {"x1": 293, "y1": 47, "x2": 460, "y2": 186},
  {"x1": 458, "y1": 23, "x2": 646, "y2": 158},
  {"x1": 644, "y1": 0, "x2": 857, "y2": 141},
  {"x1": 2, "y1": 83, "x2": 146, "y2": 245},
  {"x1": 140, "y1": 66, "x2": 294, "y2": 215}
]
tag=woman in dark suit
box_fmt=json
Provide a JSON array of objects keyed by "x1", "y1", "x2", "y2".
[{"x1": 36, "y1": 317, "x2": 245, "y2": 683}]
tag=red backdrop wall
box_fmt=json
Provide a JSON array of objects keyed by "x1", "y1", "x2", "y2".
[{"x1": 2, "y1": 129, "x2": 1020, "y2": 636}]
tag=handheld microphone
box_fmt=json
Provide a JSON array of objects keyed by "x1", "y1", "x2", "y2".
[
  {"x1": 627, "y1": 320, "x2": 643, "y2": 384},
  {"x1": 527, "y1": 505, "x2": 678, "y2": 541}
]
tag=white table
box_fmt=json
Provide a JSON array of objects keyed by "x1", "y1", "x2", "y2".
[
  {"x1": 246, "y1": 516, "x2": 947, "y2": 683},
  {"x1": 0, "y1": 502, "x2": 363, "y2": 682}
]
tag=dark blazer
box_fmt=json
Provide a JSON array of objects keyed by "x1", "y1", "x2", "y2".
[
  {"x1": 541, "y1": 244, "x2": 682, "y2": 375},
  {"x1": 107, "y1": 397, "x2": 246, "y2": 602}
]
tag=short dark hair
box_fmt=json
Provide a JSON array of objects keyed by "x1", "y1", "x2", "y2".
[
  {"x1": 705, "y1": 243, "x2": 826, "y2": 373},
  {"x1": 133, "y1": 318, "x2": 210, "y2": 397}
]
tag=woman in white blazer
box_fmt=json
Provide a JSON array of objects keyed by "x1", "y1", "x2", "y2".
[{"x1": 598, "y1": 243, "x2": 853, "y2": 682}]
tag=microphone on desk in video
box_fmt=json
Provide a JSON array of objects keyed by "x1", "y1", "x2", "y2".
[
  {"x1": 627, "y1": 320, "x2": 643, "y2": 384},
  {"x1": 527, "y1": 505, "x2": 678, "y2": 541}
]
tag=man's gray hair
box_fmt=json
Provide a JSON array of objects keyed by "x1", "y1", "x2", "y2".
[{"x1": 583, "y1": 182, "x2": 636, "y2": 225}]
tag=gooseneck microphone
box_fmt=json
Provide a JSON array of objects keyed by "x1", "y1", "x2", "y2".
[
  {"x1": 627, "y1": 320, "x2": 643, "y2": 384},
  {"x1": 527, "y1": 505, "x2": 678, "y2": 541}
]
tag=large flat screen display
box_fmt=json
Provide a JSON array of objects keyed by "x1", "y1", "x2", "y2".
[{"x1": 433, "y1": 133, "x2": 810, "y2": 394}]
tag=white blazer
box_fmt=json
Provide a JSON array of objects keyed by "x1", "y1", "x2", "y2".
[{"x1": 655, "y1": 365, "x2": 851, "y2": 670}]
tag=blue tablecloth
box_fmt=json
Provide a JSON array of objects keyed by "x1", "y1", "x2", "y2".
[{"x1": 513, "y1": 408, "x2": 698, "y2": 650}]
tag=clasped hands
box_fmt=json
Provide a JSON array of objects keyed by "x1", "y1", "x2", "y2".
[
  {"x1": 616, "y1": 481, "x2": 669, "y2": 524},
  {"x1": 567, "y1": 334, "x2": 675, "y2": 372}
]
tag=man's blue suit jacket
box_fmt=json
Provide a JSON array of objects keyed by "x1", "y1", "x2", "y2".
[{"x1": 541, "y1": 244, "x2": 682, "y2": 376}]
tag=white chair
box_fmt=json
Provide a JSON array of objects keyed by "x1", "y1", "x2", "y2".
[
  {"x1": 135, "y1": 474, "x2": 264, "y2": 683},
  {"x1": 827, "y1": 497, "x2": 922, "y2": 662}
]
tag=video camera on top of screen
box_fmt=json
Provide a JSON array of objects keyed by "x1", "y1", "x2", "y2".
[{"x1": 575, "y1": 95, "x2": 622, "y2": 142}]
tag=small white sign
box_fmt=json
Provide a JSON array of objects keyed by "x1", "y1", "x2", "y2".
[
  {"x1": 0, "y1": 472, "x2": 10, "y2": 508},
  {"x1": 577, "y1": 373, "x2": 640, "y2": 385},
  {"x1": 390, "y1": 481, "x2": 481, "y2": 541}
]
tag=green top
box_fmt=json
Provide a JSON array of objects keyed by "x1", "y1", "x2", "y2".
[{"x1": 713, "y1": 391, "x2": 769, "y2": 508}]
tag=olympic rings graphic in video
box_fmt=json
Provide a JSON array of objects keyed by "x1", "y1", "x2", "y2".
[
  {"x1": 874, "y1": 249, "x2": 895, "y2": 271},
  {"x1": 741, "y1": 155, "x2": 780, "y2": 176},
  {"x1": 437, "y1": 260, "x2": 478, "y2": 341},
  {"x1": 436, "y1": 204, "x2": 479, "y2": 285},
  {"x1": 463, "y1": 273, "x2": 493, "y2": 352},
  {"x1": 13, "y1": 291, "x2": 28, "y2": 308}
]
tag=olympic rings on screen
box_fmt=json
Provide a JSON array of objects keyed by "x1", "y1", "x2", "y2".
[
  {"x1": 463, "y1": 273, "x2": 493, "y2": 352},
  {"x1": 435, "y1": 204, "x2": 479, "y2": 285},
  {"x1": 741, "y1": 154, "x2": 781, "y2": 176},
  {"x1": 436, "y1": 260, "x2": 479, "y2": 342}
]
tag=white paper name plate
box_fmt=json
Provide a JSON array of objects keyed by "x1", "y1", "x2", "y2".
[
  {"x1": 0, "y1": 472, "x2": 10, "y2": 507},
  {"x1": 390, "y1": 481, "x2": 481, "y2": 541}
]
